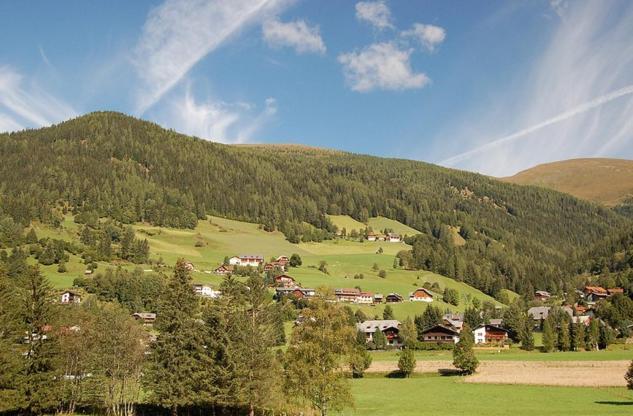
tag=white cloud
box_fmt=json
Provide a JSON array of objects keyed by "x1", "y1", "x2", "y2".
[
  {"x1": 435, "y1": 1, "x2": 633, "y2": 176},
  {"x1": 263, "y1": 18, "x2": 326, "y2": 54},
  {"x1": 132, "y1": 0, "x2": 292, "y2": 115},
  {"x1": 549, "y1": 0, "x2": 568, "y2": 18},
  {"x1": 401, "y1": 23, "x2": 446, "y2": 52},
  {"x1": 338, "y1": 42, "x2": 429, "y2": 92},
  {"x1": 158, "y1": 87, "x2": 277, "y2": 144},
  {"x1": 0, "y1": 66, "x2": 76, "y2": 132},
  {"x1": 355, "y1": 1, "x2": 393, "y2": 30}
]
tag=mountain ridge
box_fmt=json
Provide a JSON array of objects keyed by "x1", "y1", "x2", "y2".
[{"x1": 0, "y1": 111, "x2": 630, "y2": 296}]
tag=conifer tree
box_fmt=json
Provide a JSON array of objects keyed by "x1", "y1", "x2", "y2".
[
  {"x1": 519, "y1": 318, "x2": 535, "y2": 351},
  {"x1": 15, "y1": 266, "x2": 60, "y2": 414},
  {"x1": 144, "y1": 259, "x2": 209, "y2": 416},
  {"x1": 557, "y1": 318, "x2": 571, "y2": 351},
  {"x1": 25, "y1": 228, "x2": 38, "y2": 244},
  {"x1": 373, "y1": 326, "x2": 387, "y2": 349},
  {"x1": 542, "y1": 318, "x2": 555, "y2": 352},
  {"x1": 383, "y1": 305, "x2": 394, "y2": 320},
  {"x1": 453, "y1": 323, "x2": 478, "y2": 375},
  {"x1": 585, "y1": 319, "x2": 600, "y2": 351}
]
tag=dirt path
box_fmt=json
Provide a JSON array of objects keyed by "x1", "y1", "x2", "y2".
[{"x1": 366, "y1": 360, "x2": 629, "y2": 387}]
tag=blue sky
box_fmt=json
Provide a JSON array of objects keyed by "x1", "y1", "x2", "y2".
[{"x1": 1, "y1": 0, "x2": 632, "y2": 176}]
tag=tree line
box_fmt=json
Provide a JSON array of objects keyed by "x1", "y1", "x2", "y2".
[{"x1": 0, "y1": 257, "x2": 365, "y2": 416}]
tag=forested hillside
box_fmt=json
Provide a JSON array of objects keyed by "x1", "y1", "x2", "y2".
[{"x1": 0, "y1": 112, "x2": 630, "y2": 297}]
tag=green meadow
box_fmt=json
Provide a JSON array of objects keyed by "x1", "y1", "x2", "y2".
[
  {"x1": 339, "y1": 374, "x2": 633, "y2": 416},
  {"x1": 33, "y1": 215, "x2": 505, "y2": 319},
  {"x1": 369, "y1": 343, "x2": 633, "y2": 362}
]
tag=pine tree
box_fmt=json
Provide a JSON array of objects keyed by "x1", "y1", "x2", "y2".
[
  {"x1": 585, "y1": 319, "x2": 600, "y2": 351},
  {"x1": 453, "y1": 323, "x2": 478, "y2": 375},
  {"x1": 373, "y1": 326, "x2": 387, "y2": 349},
  {"x1": 144, "y1": 259, "x2": 209, "y2": 416},
  {"x1": 25, "y1": 228, "x2": 38, "y2": 244},
  {"x1": 542, "y1": 319, "x2": 555, "y2": 352},
  {"x1": 383, "y1": 305, "x2": 394, "y2": 320},
  {"x1": 15, "y1": 266, "x2": 60, "y2": 414},
  {"x1": 398, "y1": 348, "x2": 416, "y2": 377},
  {"x1": 519, "y1": 318, "x2": 535, "y2": 351},
  {"x1": 558, "y1": 319, "x2": 571, "y2": 351}
]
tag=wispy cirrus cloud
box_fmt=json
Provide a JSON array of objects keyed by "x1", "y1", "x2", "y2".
[
  {"x1": 0, "y1": 66, "x2": 76, "y2": 133},
  {"x1": 436, "y1": 0, "x2": 633, "y2": 176},
  {"x1": 263, "y1": 18, "x2": 326, "y2": 54},
  {"x1": 338, "y1": 42, "x2": 429, "y2": 92},
  {"x1": 132, "y1": 0, "x2": 292, "y2": 115},
  {"x1": 157, "y1": 86, "x2": 278, "y2": 144}
]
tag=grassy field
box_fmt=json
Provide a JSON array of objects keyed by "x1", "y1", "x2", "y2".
[
  {"x1": 32, "y1": 215, "x2": 506, "y2": 318},
  {"x1": 369, "y1": 343, "x2": 633, "y2": 362},
  {"x1": 339, "y1": 374, "x2": 633, "y2": 416},
  {"x1": 504, "y1": 157, "x2": 633, "y2": 206}
]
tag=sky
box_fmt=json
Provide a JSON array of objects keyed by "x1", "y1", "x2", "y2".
[{"x1": 1, "y1": 0, "x2": 632, "y2": 176}]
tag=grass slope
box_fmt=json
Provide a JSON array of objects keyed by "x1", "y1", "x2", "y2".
[
  {"x1": 504, "y1": 158, "x2": 633, "y2": 206},
  {"x1": 32, "y1": 215, "x2": 503, "y2": 317},
  {"x1": 341, "y1": 374, "x2": 631, "y2": 416}
]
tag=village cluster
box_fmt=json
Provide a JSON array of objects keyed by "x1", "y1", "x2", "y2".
[{"x1": 56, "y1": 254, "x2": 626, "y2": 348}]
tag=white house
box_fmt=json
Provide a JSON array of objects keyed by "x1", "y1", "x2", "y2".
[
  {"x1": 60, "y1": 291, "x2": 81, "y2": 304},
  {"x1": 193, "y1": 284, "x2": 221, "y2": 298},
  {"x1": 228, "y1": 254, "x2": 264, "y2": 267},
  {"x1": 473, "y1": 324, "x2": 509, "y2": 345},
  {"x1": 354, "y1": 291, "x2": 374, "y2": 304},
  {"x1": 387, "y1": 233, "x2": 401, "y2": 243},
  {"x1": 409, "y1": 288, "x2": 434, "y2": 302}
]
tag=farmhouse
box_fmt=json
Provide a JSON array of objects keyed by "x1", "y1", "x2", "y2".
[
  {"x1": 275, "y1": 287, "x2": 315, "y2": 300},
  {"x1": 535, "y1": 290, "x2": 551, "y2": 301},
  {"x1": 273, "y1": 274, "x2": 296, "y2": 288},
  {"x1": 132, "y1": 312, "x2": 156, "y2": 325},
  {"x1": 373, "y1": 293, "x2": 384, "y2": 303},
  {"x1": 385, "y1": 293, "x2": 404, "y2": 303},
  {"x1": 228, "y1": 254, "x2": 264, "y2": 267},
  {"x1": 275, "y1": 256, "x2": 290, "y2": 266},
  {"x1": 60, "y1": 291, "x2": 81, "y2": 304},
  {"x1": 183, "y1": 261, "x2": 195, "y2": 271},
  {"x1": 409, "y1": 288, "x2": 434, "y2": 302},
  {"x1": 473, "y1": 324, "x2": 509, "y2": 345},
  {"x1": 355, "y1": 291, "x2": 374, "y2": 304},
  {"x1": 420, "y1": 324, "x2": 460, "y2": 344},
  {"x1": 357, "y1": 320, "x2": 401, "y2": 346},
  {"x1": 367, "y1": 233, "x2": 377, "y2": 242},
  {"x1": 386, "y1": 232, "x2": 401, "y2": 243},
  {"x1": 443, "y1": 313, "x2": 464, "y2": 332},
  {"x1": 584, "y1": 286, "x2": 609, "y2": 302},
  {"x1": 264, "y1": 262, "x2": 286, "y2": 272},
  {"x1": 214, "y1": 264, "x2": 234, "y2": 275},
  {"x1": 193, "y1": 284, "x2": 221, "y2": 298},
  {"x1": 335, "y1": 288, "x2": 361, "y2": 302},
  {"x1": 528, "y1": 306, "x2": 573, "y2": 325}
]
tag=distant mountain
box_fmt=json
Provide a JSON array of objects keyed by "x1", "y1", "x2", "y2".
[
  {"x1": 503, "y1": 158, "x2": 633, "y2": 207},
  {"x1": 0, "y1": 112, "x2": 630, "y2": 297}
]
